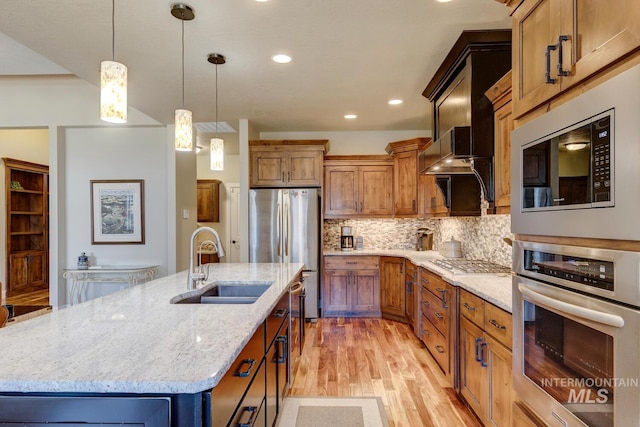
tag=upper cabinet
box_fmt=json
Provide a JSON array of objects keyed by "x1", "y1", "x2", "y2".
[
  {"x1": 324, "y1": 156, "x2": 393, "y2": 218},
  {"x1": 485, "y1": 71, "x2": 513, "y2": 215},
  {"x1": 249, "y1": 140, "x2": 329, "y2": 188},
  {"x1": 512, "y1": 0, "x2": 640, "y2": 118},
  {"x1": 197, "y1": 179, "x2": 221, "y2": 222},
  {"x1": 385, "y1": 138, "x2": 430, "y2": 217}
]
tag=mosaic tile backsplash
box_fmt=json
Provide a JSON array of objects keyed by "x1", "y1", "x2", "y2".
[{"x1": 324, "y1": 214, "x2": 513, "y2": 267}]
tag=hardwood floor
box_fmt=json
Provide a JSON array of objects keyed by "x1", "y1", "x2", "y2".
[
  {"x1": 4, "y1": 288, "x2": 49, "y2": 306},
  {"x1": 289, "y1": 318, "x2": 481, "y2": 427}
]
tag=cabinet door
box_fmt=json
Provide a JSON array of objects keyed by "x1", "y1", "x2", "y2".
[
  {"x1": 8, "y1": 253, "x2": 29, "y2": 293},
  {"x1": 286, "y1": 151, "x2": 322, "y2": 187},
  {"x1": 250, "y1": 151, "x2": 285, "y2": 187},
  {"x1": 322, "y1": 270, "x2": 351, "y2": 315},
  {"x1": 393, "y1": 151, "x2": 418, "y2": 215},
  {"x1": 197, "y1": 180, "x2": 220, "y2": 222},
  {"x1": 567, "y1": 0, "x2": 640, "y2": 87},
  {"x1": 494, "y1": 95, "x2": 513, "y2": 214},
  {"x1": 459, "y1": 316, "x2": 488, "y2": 421},
  {"x1": 359, "y1": 165, "x2": 393, "y2": 216},
  {"x1": 351, "y1": 269, "x2": 380, "y2": 316},
  {"x1": 486, "y1": 334, "x2": 513, "y2": 427},
  {"x1": 379, "y1": 257, "x2": 405, "y2": 319},
  {"x1": 324, "y1": 166, "x2": 358, "y2": 216},
  {"x1": 512, "y1": 0, "x2": 563, "y2": 118}
]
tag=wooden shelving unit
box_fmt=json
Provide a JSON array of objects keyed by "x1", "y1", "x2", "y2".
[{"x1": 3, "y1": 158, "x2": 49, "y2": 296}]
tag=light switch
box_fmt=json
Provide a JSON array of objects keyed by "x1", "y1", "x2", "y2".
[{"x1": 183, "y1": 209, "x2": 190, "y2": 219}]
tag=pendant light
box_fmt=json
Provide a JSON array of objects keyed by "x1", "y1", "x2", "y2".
[
  {"x1": 172, "y1": 3, "x2": 195, "y2": 151},
  {"x1": 208, "y1": 53, "x2": 226, "y2": 171},
  {"x1": 100, "y1": 0, "x2": 127, "y2": 123}
]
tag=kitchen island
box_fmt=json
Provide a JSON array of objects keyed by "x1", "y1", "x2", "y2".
[{"x1": 0, "y1": 262, "x2": 304, "y2": 425}]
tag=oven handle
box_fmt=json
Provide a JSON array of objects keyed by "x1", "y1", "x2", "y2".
[{"x1": 518, "y1": 283, "x2": 625, "y2": 328}]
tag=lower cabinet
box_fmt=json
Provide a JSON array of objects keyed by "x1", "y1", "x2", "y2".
[
  {"x1": 9, "y1": 251, "x2": 47, "y2": 293},
  {"x1": 459, "y1": 289, "x2": 513, "y2": 427},
  {"x1": 322, "y1": 256, "x2": 380, "y2": 317},
  {"x1": 380, "y1": 256, "x2": 406, "y2": 321},
  {"x1": 405, "y1": 261, "x2": 419, "y2": 335},
  {"x1": 419, "y1": 268, "x2": 456, "y2": 385}
]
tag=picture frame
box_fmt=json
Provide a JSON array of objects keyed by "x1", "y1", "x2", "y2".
[{"x1": 91, "y1": 180, "x2": 145, "y2": 244}]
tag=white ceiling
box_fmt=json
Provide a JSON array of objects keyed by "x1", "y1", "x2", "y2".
[{"x1": 0, "y1": 0, "x2": 510, "y2": 133}]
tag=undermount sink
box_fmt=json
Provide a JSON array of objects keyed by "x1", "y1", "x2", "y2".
[{"x1": 170, "y1": 281, "x2": 271, "y2": 304}]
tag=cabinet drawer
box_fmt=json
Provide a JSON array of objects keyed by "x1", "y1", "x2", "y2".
[
  {"x1": 422, "y1": 287, "x2": 449, "y2": 336},
  {"x1": 421, "y1": 314, "x2": 449, "y2": 373},
  {"x1": 210, "y1": 326, "x2": 265, "y2": 427},
  {"x1": 229, "y1": 361, "x2": 266, "y2": 427},
  {"x1": 324, "y1": 256, "x2": 379, "y2": 270},
  {"x1": 460, "y1": 289, "x2": 485, "y2": 327},
  {"x1": 420, "y1": 268, "x2": 449, "y2": 298},
  {"x1": 484, "y1": 302, "x2": 512, "y2": 350}
]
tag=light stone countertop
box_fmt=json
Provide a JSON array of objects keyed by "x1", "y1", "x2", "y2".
[
  {"x1": 324, "y1": 249, "x2": 512, "y2": 313},
  {"x1": 0, "y1": 263, "x2": 304, "y2": 395}
]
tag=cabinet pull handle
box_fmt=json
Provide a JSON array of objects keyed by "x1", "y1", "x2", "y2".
[
  {"x1": 434, "y1": 312, "x2": 444, "y2": 319},
  {"x1": 475, "y1": 337, "x2": 483, "y2": 362},
  {"x1": 288, "y1": 171, "x2": 290, "y2": 182},
  {"x1": 545, "y1": 43, "x2": 558, "y2": 84},
  {"x1": 412, "y1": 199, "x2": 416, "y2": 211},
  {"x1": 435, "y1": 345, "x2": 445, "y2": 354},
  {"x1": 237, "y1": 405, "x2": 259, "y2": 427},
  {"x1": 234, "y1": 359, "x2": 256, "y2": 378},
  {"x1": 360, "y1": 201, "x2": 363, "y2": 212},
  {"x1": 488, "y1": 319, "x2": 507, "y2": 331},
  {"x1": 422, "y1": 329, "x2": 430, "y2": 337},
  {"x1": 480, "y1": 341, "x2": 488, "y2": 368},
  {"x1": 276, "y1": 335, "x2": 288, "y2": 364},
  {"x1": 282, "y1": 171, "x2": 285, "y2": 182},
  {"x1": 346, "y1": 261, "x2": 357, "y2": 265},
  {"x1": 406, "y1": 281, "x2": 411, "y2": 293},
  {"x1": 422, "y1": 278, "x2": 429, "y2": 284},
  {"x1": 422, "y1": 300, "x2": 429, "y2": 306},
  {"x1": 463, "y1": 302, "x2": 476, "y2": 312},
  {"x1": 273, "y1": 307, "x2": 287, "y2": 318},
  {"x1": 557, "y1": 35, "x2": 570, "y2": 76}
]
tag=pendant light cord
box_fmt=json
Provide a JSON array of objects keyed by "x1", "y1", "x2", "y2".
[
  {"x1": 181, "y1": 16, "x2": 185, "y2": 108},
  {"x1": 215, "y1": 62, "x2": 219, "y2": 138},
  {"x1": 111, "y1": 0, "x2": 115, "y2": 61}
]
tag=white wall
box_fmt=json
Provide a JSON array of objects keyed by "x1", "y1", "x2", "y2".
[
  {"x1": 259, "y1": 130, "x2": 431, "y2": 155},
  {"x1": 0, "y1": 129, "x2": 50, "y2": 301},
  {"x1": 0, "y1": 75, "x2": 178, "y2": 308}
]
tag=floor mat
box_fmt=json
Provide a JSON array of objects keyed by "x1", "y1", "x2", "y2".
[{"x1": 276, "y1": 397, "x2": 389, "y2": 427}]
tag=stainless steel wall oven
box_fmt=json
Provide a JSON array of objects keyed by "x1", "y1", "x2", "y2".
[{"x1": 513, "y1": 240, "x2": 640, "y2": 427}]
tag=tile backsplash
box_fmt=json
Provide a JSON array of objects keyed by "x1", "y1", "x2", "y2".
[{"x1": 324, "y1": 214, "x2": 513, "y2": 267}]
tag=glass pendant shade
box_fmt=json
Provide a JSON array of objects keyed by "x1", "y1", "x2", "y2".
[
  {"x1": 100, "y1": 60, "x2": 128, "y2": 123},
  {"x1": 175, "y1": 109, "x2": 193, "y2": 151},
  {"x1": 210, "y1": 138, "x2": 224, "y2": 170}
]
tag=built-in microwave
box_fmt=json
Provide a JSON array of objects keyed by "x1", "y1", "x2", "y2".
[{"x1": 511, "y1": 63, "x2": 640, "y2": 241}]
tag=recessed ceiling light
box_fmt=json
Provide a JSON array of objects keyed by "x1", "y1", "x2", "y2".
[
  {"x1": 435, "y1": 0, "x2": 453, "y2": 2},
  {"x1": 255, "y1": 0, "x2": 268, "y2": 2},
  {"x1": 344, "y1": 114, "x2": 357, "y2": 119},
  {"x1": 272, "y1": 54, "x2": 292, "y2": 64},
  {"x1": 388, "y1": 99, "x2": 403, "y2": 105}
]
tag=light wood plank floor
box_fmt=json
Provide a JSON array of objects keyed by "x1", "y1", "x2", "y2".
[
  {"x1": 289, "y1": 318, "x2": 481, "y2": 427},
  {"x1": 4, "y1": 288, "x2": 50, "y2": 306}
]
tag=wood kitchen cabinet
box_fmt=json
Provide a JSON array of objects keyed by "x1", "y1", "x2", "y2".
[
  {"x1": 423, "y1": 175, "x2": 448, "y2": 217},
  {"x1": 322, "y1": 256, "x2": 380, "y2": 317},
  {"x1": 512, "y1": 0, "x2": 640, "y2": 118},
  {"x1": 249, "y1": 140, "x2": 328, "y2": 188},
  {"x1": 419, "y1": 268, "x2": 456, "y2": 385},
  {"x1": 380, "y1": 256, "x2": 406, "y2": 321},
  {"x1": 385, "y1": 138, "x2": 430, "y2": 217},
  {"x1": 196, "y1": 179, "x2": 221, "y2": 222},
  {"x1": 485, "y1": 71, "x2": 513, "y2": 215},
  {"x1": 3, "y1": 158, "x2": 49, "y2": 296},
  {"x1": 323, "y1": 156, "x2": 393, "y2": 218},
  {"x1": 459, "y1": 288, "x2": 513, "y2": 427},
  {"x1": 405, "y1": 261, "x2": 419, "y2": 335}
]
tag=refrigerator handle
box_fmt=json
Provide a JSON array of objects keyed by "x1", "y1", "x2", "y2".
[
  {"x1": 284, "y1": 201, "x2": 289, "y2": 257},
  {"x1": 277, "y1": 202, "x2": 282, "y2": 257}
]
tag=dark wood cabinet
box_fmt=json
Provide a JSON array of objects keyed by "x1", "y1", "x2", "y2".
[
  {"x1": 3, "y1": 158, "x2": 49, "y2": 296},
  {"x1": 196, "y1": 180, "x2": 221, "y2": 222}
]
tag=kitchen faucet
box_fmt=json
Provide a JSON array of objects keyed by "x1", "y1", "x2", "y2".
[{"x1": 188, "y1": 226, "x2": 225, "y2": 290}]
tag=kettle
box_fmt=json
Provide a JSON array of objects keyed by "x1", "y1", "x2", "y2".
[{"x1": 416, "y1": 228, "x2": 433, "y2": 251}]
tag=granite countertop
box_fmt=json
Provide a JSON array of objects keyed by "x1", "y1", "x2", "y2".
[
  {"x1": 324, "y1": 249, "x2": 512, "y2": 313},
  {"x1": 0, "y1": 263, "x2": 304, "y2": 395}
]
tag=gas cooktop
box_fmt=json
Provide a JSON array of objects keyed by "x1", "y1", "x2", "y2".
[{"x1": 432, "y1": 259, "x2": 511, "y2": 274}]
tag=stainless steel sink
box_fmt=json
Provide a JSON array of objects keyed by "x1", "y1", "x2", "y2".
[{"x1": 170, "y1": 281, "x2": 271, "y2": 304}]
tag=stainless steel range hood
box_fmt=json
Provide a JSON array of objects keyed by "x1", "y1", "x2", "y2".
[{"x1": 419, "y1": 126, "x2": 477, "y2": 174}]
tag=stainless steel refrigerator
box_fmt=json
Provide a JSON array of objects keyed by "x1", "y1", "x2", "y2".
[{"x1": 249, "y1": 188, "x2": 320, "y2": 319}]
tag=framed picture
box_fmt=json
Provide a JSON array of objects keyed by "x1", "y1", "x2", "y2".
[{"x1": 91, "y1": 180, "x2": 145, "y2": 244}]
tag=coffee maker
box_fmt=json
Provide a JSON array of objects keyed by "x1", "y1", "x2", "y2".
[
  {"x1": 416, "y1": 228, "x2": 433, "y2": 251},
  {"x1": 340, "y1": 226, "x2": 354, "y2": 251}
]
